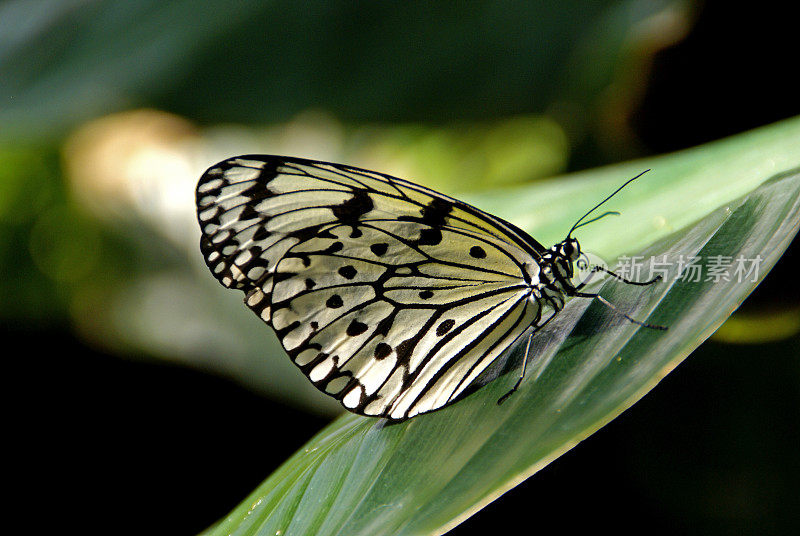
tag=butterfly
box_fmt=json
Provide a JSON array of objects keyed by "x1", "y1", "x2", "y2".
[{"x1": 196, "y1": 155, "x2": 665, "y2": 420}]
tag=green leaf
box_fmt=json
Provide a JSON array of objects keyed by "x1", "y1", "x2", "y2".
[{"x1": 203, "y1": 116, "x2": 800, "y2": 536}]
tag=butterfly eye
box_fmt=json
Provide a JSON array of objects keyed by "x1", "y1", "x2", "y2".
[{"x1": 561, "y1": 238, "x2": 581, "y2": 260}]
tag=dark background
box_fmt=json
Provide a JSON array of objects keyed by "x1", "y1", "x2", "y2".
[{"x1": 7, "y1": 1, "x2": 798, "y2": 534}]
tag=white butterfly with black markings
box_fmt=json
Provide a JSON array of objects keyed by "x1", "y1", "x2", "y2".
[{"x1": 196, "y1": 155, "x2": 664, "y2": 420}]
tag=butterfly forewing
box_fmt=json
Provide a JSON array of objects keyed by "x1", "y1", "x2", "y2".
[{"x1": 197, "y1": 155, "x2": 546, "y2": 419}]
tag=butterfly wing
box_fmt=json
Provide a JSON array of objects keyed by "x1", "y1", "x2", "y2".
[{"x1": 197, "y1": 155, "x2": 546, "y2": 419}]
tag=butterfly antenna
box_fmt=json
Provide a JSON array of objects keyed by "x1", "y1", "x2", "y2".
[
  {"x1": 567, "y1": 169, "x2": 650, "y2": 238},
  {"x1": 570, "y1": 210, "x2": 620, "y2": 232}
]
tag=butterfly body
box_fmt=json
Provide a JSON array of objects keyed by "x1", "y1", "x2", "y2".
[{"x1": 197, "y1": 155, "x2": 652, "y2": 419}]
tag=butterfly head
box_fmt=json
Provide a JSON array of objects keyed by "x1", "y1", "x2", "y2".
[
  {"x1": 548, "y1": 237, "x2": 581, "y2": 281},
  {"x1": 557, "y1": 237, "x2": 580, "y2": 262}
]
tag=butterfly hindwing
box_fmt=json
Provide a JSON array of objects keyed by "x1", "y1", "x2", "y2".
[{"x1": 197, "y1": 155, "x2": 547, "y2": 418}]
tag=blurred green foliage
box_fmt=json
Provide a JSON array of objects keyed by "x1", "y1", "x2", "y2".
[
  {"x1": 1, "y1": 1, "x2": 687, "y2": 140},
  {"x1": 0, "y1": 146, "x2": 77, "y2": 320}
]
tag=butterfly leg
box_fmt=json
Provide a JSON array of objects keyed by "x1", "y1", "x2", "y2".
[
  {"x1": 573, "y1": 291, "x2": 667, "y2": 330},
  {"x1": 496, "y1": 293, "x2": 566, "y2": 405},
  {"x1": 497, "y1": 332, "x2": 534, "y2": 406}
]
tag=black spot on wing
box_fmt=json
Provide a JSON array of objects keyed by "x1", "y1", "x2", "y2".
[
  {"x1": 338, "y1": 266, "x2": 357, "y2": 279},
  {"x1": 416, "y1": 228, "x2": 442, "y2": 246},
  {"x1": 325, "y1": 241, "x2": 344, "y2": 254},
  {"x1": 375, "y1": 315, "x2": 394, "y2": 336},
  {"x1": 253, "y1": 226, "x2": 270, "y2": 241},
  {"x1": 469, "y1": 245, "x2": 487, "y2": 259},
  {"x1": 331, "y1": 189, "x2": 373, "y2": 225},
  {"x1": 436, "y1": 319, "x2": 455, "y2": 336},
  {"x1": 420, "y1": 198, "x2": 452, "y2": 227},
  {"x1": 398, "y1": 197, "x2": 451, "y2": 226},
  {"x1": 370, "y1": 243, "x2": 388, "y2": 256},
  {"x1": 374, "y1": 342, "x2": 392, "y2": 359},
  {"x1": 326, "y1": 295, "x2": 344, "y2": 308},
  {"x1": 395, "y1": 338, "x2": 416, "y2": 365},
  {"x1": 257, "y1": 158, "x2": 281, "y2": 182},
  {"x1": 239, "y1": 203, "x2": 262, "y2": 221},
  {"x1": 346, "y1": 320, "x2": 368, "y2": 336},
  {"x1": 249, "y1": 245, "x2": 263, "y2": 259}
]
